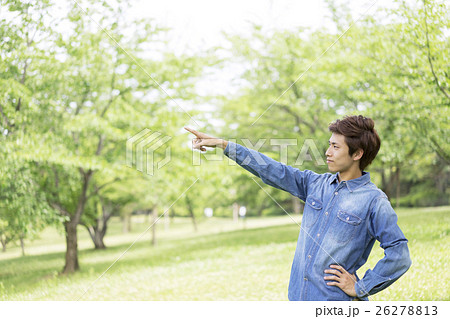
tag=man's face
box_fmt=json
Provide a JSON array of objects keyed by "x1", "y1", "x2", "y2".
[{"x1": 325, "y1": 133, "x2": 360, "y2": 173}]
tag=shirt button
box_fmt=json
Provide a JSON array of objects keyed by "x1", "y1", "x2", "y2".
[
  {"x1": 325, "y1": 212, "x2": 328, "y2": 215},
  {"x1": 317, "y1": 233, "x2": 320, "y2": 237},
  {"x1": 334, "y1": 192, "x2": 338, "y2": 195},
  {"x1": 304, "y1": 277, "x2": 308, "y2": 281},
  {"x1": 312, "y1": 201, "x2": 315, "y2": 205},
  {"x1": 308, "y1": 255, "x2": 311, "y2": 259}
]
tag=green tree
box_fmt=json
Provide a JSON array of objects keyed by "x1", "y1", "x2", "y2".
[
  {"x1": 216, "y1": 0, "x2": 448, "y2": 209},
  {"x1": 1, "y1": 0, "x2": 211, "y2": 272},
  {"x1": 0, "y1": 0, "x2": 60, "y2": 253}
]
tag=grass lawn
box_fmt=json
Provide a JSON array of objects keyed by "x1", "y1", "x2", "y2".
[{"x1": 0, "y1": 206, "x2": 448, "y2": 300}]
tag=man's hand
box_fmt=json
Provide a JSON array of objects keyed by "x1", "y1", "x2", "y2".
[
  {"x1": 324, "y1": 264, "x2": 357, "y2": 297},
  {"x1": 184, "y1": 127, "x2": 228, "y2": 151}
]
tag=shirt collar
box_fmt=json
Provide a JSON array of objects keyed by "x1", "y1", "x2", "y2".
[{"x1": 329, "y1": 171, "x2": 371, "y2": 192}]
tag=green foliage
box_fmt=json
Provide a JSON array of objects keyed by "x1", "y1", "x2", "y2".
[
  {"x1": 0, "y1": 0, "x2": 212, "y2": 265},
  {"x1": 214, "y1": 0, "x2": 449, "y2": 211},
  {"x1": 0, "y1": 0, "x2": 448, "y2": 273},
  {"x1": 0, "y1": 157, "x2": 59, "y2": 247}
]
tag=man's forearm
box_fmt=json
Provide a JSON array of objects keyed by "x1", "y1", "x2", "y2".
[
  {"x1": 218, "y1": 139, "x2": 228, "y2": 150},
  {"x1": 354, "y1": 240, "x2": 411, "y2": 298}
]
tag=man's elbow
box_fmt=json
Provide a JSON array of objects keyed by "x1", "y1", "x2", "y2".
[{"x1": 400, "y1": 243, "x2": 412, "y2": 275}]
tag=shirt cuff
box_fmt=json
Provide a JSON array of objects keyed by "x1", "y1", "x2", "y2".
[
  {"x1": 355, "y1": 279, "x2": 370, "y2": 299},
  {"x1": 223, "y1": 141, "x2": 237, "y2": 160}
]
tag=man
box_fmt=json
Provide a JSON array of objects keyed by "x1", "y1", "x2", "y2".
[{"x1": 184, "y1": 115, "x2": 412, "y2": 301}]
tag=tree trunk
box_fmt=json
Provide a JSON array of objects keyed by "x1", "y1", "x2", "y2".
[
  {"x1": 20, "y1": 234, "x2": 25, "y2": 256},
  {"x1": 395, "y1": 167, "x2": 401, "y2": 209},
  {"x1": 121, "y1": 215, "x2": 127, "y2": 233},
  {"x1": 256, "y1": 201, "x2": 269, "y2": 216},
  {"x1": 384, "y1": 167, "x2": 393, "y2": 199},
  {"x1": 189, "y1": 208, "x2": 197, "y2": 232},
  {"x1": 380, "y1": 168, "x2": 387, "y2": 195},
  {"x1": 127, "y1": 213, "x2": 132, "y2": 232},
  {"x1": 185, "y1": 196, "x2": 197, "y2": 232},
  {"x1": 257, "y1": 204, "x2": 263, "y2": 216},
  {"x1": 380, "y1": 166, "x2": 398, "y2": 200},
  {"x1": 85, "y1": 206, "x2": 111, "y2": 249},
  {"x1": 61, "y1": 169, "x2": 93, "y2": 273},
  {"x1": 93, "y1": 228, "x2": 107, "y2": 249},
  {"x1": 1, "y1": 237, "x2": 6, "y2": 252},
  {"x1": 86, "y1": 225, "x2": 106, "y2": 249},
  {"x1": 233, "y1": 202, "x2": 240, "y2": 223},
  {"x1": 122, "y1": 213, "x2": 132, "y2": 233},
  {"x1": 144, "y1": 210, "x2": 150, "y2": 224},
  {"x1": 63, "y1": 220, "x2": 79, "y2": 274}
]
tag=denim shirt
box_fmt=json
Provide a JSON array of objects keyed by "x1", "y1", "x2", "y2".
[{"x1": 224, "y1": 141, "x2": 412, "y2": 301}]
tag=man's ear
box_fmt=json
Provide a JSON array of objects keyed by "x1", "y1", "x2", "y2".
[{"x1": 353, "y1": 149, "x2": 364, "y2": 161}]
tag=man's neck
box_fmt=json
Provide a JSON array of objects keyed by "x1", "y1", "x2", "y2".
[{"x1": 338, "y1": 169, "x2": 363, "y2": 182}]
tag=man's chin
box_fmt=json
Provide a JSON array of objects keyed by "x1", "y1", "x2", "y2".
[{"x1": 327, "y1": 165, "x2": 338, "y2": 173}]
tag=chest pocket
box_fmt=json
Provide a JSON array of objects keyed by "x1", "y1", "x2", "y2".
[
  {"x1": 330, "y1": 210, "x2": 363, "y2": 244},
  {"x1": 301, "y1": 196, "x2": 322, "y2": 229}
]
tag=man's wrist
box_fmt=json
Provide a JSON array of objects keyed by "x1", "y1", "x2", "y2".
[{"x1": 219, "y1": 139, "x2": 228, "y2": 150}]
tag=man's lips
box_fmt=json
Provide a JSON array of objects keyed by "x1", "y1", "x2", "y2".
[{"x1": 327, "y1": 160, "x2": 333, "y2": 163}]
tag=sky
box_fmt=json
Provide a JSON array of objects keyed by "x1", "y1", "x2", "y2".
[
  {"x1": 128, "y1": 0, "x2": 394, "y2": 54},
  {"x1": 125, "y1": 0, "x2": 395, "y2": 106},
  {"x1": 128, "y1": 0, "x2": 327, "y2": 54}
]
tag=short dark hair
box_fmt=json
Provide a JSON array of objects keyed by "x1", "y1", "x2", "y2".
[{"x1": 328, "y1": 115, "x2": 381, "y2": 171}]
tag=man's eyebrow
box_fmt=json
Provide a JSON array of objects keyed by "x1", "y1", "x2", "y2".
[{"x1": 328, "y1": 140, "x2": 339, "y2": 145}]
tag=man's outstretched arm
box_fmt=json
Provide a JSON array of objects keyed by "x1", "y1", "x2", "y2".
[{"x1": 184, "y1": 127, "x2": 315, "y2": 201}]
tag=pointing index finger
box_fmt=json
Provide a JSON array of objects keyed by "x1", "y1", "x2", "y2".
[{"x1": 184, "y1": 126, "x2": 200, "y2": 136}]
